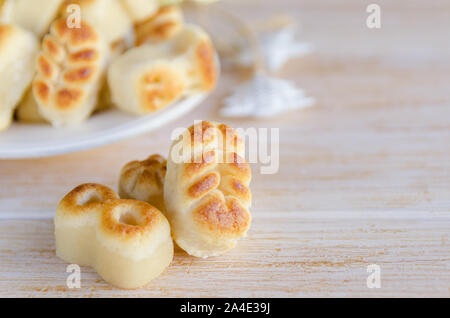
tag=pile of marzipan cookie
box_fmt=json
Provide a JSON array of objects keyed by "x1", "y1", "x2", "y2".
[
  {"x1": 0, "y1": 0, "x2": 217, "y2": 131},
  {"x1": 55, "y1": 121, "x2": 252, "y2": 289}
]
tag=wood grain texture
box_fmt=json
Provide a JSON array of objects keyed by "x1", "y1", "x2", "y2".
[
  {"x1": 0, "y1": 0, "x2": 449, "y2": 297},
  {"x1": 0, "y1": 214, "x2": 449, "y2": 297}
]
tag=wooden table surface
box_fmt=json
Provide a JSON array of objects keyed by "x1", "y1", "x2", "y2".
[{"x1": 0, "y1": 0, "x2": 449, "y2": 297}]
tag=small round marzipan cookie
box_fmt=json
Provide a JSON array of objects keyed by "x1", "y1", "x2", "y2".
[
  {"x1": 119, "y1": 154, "x2": 167, "y2": 212},
  {"x1": 165, "y1": 121, "x2": 252, "y2": 258},
  {"x1": 55, "y1": 183, "x2": 173, "y2": 289}
]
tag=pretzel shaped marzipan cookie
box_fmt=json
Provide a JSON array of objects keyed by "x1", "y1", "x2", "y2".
[
  {"x1": 119, "y1": 154, "x2": 167, "y2": 212},
  {"x1": 165, "y1": 121, "x2": 252, "y2": 258},
  {"x1": 55, "y1": 183, "x2": 173, "y2": 289},
  {"x1": 32, "y1": 17, "x2": 109, "y2": 126}
]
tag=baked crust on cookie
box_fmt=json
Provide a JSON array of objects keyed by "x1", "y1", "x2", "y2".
[
  {"x1": 119, "y1": 154, "x2": 167, "y2": 212},
  {"x1": 108, "y1": 24, "x2": 217, "y2": 115},
  {"x1": 32, "y1": 17, "x2": 109, "y2": 126},
  {"x1": 164, "y1": 121, "x2": 252, "y2": 258}
]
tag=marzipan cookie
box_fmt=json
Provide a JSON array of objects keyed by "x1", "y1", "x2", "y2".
[
  {"x1": 164, "y1": 121, "x2": 252, "y2": 258},
  {"x1": 55, "y1": 183, "x2": 173, "y2": 289},
  {"x1": 0, "y1": 24, "x2": 38, "y2": 131},
  {"x1": 108, "y1": 24, "x2": 217, "y2": 115},
  {"x1": 32, "y1": 17, "x2": 109, "y2": 126},
  {"x1": 119, "y1": 154, "x2": 167, "y2": 213}
]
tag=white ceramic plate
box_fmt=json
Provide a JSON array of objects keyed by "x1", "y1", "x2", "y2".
[{"x1": 0, "y1": 93, "x2": 208, "y2": 159}]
